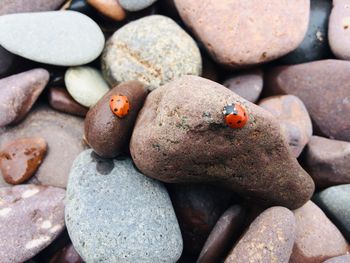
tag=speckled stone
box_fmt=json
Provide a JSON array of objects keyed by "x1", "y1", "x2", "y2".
[
  {"x1": 66, "y1": 150, "x2": 183, "y2": 262},
  {"x1": 0, "y1": 68, "x2": 49, "y2": 127},
  {"x1": 225, "y1": 207, "x2": 296, "y2": 263},
  {"x1": 290, "y1": 201, "x2": 348, "y2": 263},
  {"x1": 314, "y1": 184, "x2": 350, "y2": 241},
  {"x1": 329, "y1": 0, "x2": 350, "y2": 60},
  {"x1": 65, "y1": 66, "x2": 110, "y2": 108},
  {"x1": 323, "y1": 255, "x2": 350, "y2": 263},
  {"x1": 119, "y1": 0, "x2": 158, "y2": 11},
  {"x1": 0, "y1": 184, "x2": 65, "y2": 263},
  {"x1": 102, "y1": 15, "x2": 201, "y2": 90},
  {"x1": 0, "y1": 106, "x2": 86, "y2": 188},
  {"x1": 0, "y1": 0, "x2": 65, "y2": 15},
  {"x1": 0, "y1": 11, "x2": 105, "y2": 66},
  {"x1": 305, "y1": 136, "x2": 350, "y2": 188}
]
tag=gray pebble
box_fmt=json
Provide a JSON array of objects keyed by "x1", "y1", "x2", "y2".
[{"x1": 119, "y1": 0, "x2": 158, "y2": 11}]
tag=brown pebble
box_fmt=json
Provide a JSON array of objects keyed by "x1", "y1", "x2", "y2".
[
  {"x1": 0, "y1": 137, "x2": 47, "y2": 185},
  {"x1": 48, "y1": 87, "x2": 89, "y2": 117},
  {"x1": 87, "y1": 0, "x2": 126, "y2": 21}
]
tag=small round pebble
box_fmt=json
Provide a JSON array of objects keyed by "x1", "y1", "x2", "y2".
[
  {"x1": 65, "y1": 66, "x2": 110, "y2": 108},
  {"x1": 119, "y1": 0, "x2": 158, "y2": 11},
  {"x1": 87, "y1": 0, "x2": 126, "y2": 21}
]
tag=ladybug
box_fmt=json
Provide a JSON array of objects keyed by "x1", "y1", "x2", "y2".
[
  {"x1": 109, "y1": 95, "x2": 130, "y2": 118},
  {"x1": 223, "y1": 103, "x2": 248, "y2": 129}
]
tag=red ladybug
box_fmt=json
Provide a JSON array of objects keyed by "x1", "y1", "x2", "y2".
[
  {"x1": 109, "y1": 95, "x2": 130, "y2": 118},
  {"x1": 223, "y1": 103, "x2": 248, "y2": 129}
]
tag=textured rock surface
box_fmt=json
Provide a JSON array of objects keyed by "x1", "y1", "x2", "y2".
[
  {"x1": 85, "y1": 81, "x2": 148, "y2": 158},
  {"x1": 0, "y1": 185, "x2": 65, "y2": 263},
  {"x1": 223, "y1": 69, "x2": 263, "y2": 103},
  {"x1": 265, "y1": 60, "x2": 350, "y2": 142},
  {"x1": 168, "y1": 184, "x2": 233, "y2": 256},
  {"x1": 0, "y1": 11, "x2": 105, "y2": 66},
  {"x1": 65, "y1": 66, "x2": 110, "y2": 108},
  {"x1": 314, "y1": 184, "x2": 350, "y2": 241},
  {"x1": 0, "y1": 0, "x2": 65, "y2": 15},
  {"x1": 279, "y1": 0, "x2": 332, "y2": 64},
  {"x1": 305, "y1": 136, "x2": 350, "y2": 188},
  {"x1": 175, "y1": 0, "x2": 310, "y2": 68},
  {"x1": 259, "y1": 95, "x2": 312, "y2": 157},
  {"x1": 329, "y1": 0, "x2": 350, "y2": 60},
  {"x1": 130, "y1": 76, "x2": 314, "y2": 209},
  {"x1": 225, "y1": 207, "x2": 296, "y2": 263},
  {"x1": 197, "y1": 205, "x2": 246, "y2": 263},
  {"x1": 48, "y1": 87, "x2": 88, "y2": 117},
  {"x1": 0, "y1": 137, "x2": 47, "y2": 185},
  {"x1": 289, "y1": 201, "x2": 349, "y2": 263},
  {"x1": 102, "y1": 15, "x2": 201, "y2": 90},
  {"x1": 0, "y1": 69, "x2": 49, "y2": 127},
  {"x1": 119, "y1": 0, "x2": 158, "y2": 11},
  {"x1": 66, "y1": 150, "x2": 183, "y2": 262},
  {"x1": 0, "y1": 106, "x2": 86, "y2": 188}
]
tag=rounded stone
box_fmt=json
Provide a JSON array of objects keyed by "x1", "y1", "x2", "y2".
[
  {"x1": 329, "y1": 0, "x2": 350, "y2": 60},
  {"x1": 85, "y1": 81, "x2": 148, "y2": 158},
  {"x1": 259, "y1": 95, "x2": 313, "y2": 157},
  {"x1": 225, "y1": 207, "x2": 296, "y2": 263},
  {"x1": 174, "y1": 0, "x2": 310, "y2": 68},
  {"x1": 0, "y1": 0, "x2": 66, "y2": 15},
  {"x1": 130, "y1": 75, "x2": 314, "y2": 209},
  {"x1": 223, "y1": 69, "x2": 263, "y2": 103},
  {"x1": 102, "y1": 15, "x2": 202, "y2": 90},
  {"x1": 0, "y1": 11, "x2": 105, "y2": 66},
  {"x1": 0, "y1": 184, "x2": 66, "y2": 263},
  {"x1": 87, "y1": 0, "x2": 126, "y2": 21},
  {"x1": 289, "y1": 201, "x2": 348, "y2": 263},
  {"x1": 323, "y1": 255, "x2": 350, "y2": 263},
  {"x1": 305, "y1": 136, "x2": 350, "y2": 188},
  {"x1": 279, "y1": 0, "x2": 332, "y2": 64},
  {"x1": 119, "y1": 0, "x2": 157, "y2": 11},
  {"x1": 0, "y1": 106, "x2": 86, "y2": 188},
  {"x1": 65, "y1": 66, "x2": 110, "y2": 108},
  {"x1": 65, "y1": 150, "x2": 183, "y2": 262}
]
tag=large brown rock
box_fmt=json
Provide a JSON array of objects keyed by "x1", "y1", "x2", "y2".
[
  {"x1": 0, "y1": 106, "x2": 86, "y2": 188},
  {"x1": 265, "y1": 60, "x2": 350, "y2": 142},
  {"x1": 174, "y1": 0, "x2": 310, "y2": 68},
  {"x1": 290, "y1": 201, "x2": 349, "y2": 263},
  {"x1": 259, "y1": 95, "x2": 312, "y2": 158},
  {"x1": 305, "y1": 136, "x2": 350, "y2": 188},
  {"x1": 0, "y1": 184, "x2": 65, "y2": 263},
  {"x1": 85, "y1": 81, "x2": 148, "y2": 158},
  {"x1": 225, "y1": 207, "x2": 296, "y2": 263},
  {"x1": 130, "y1": 76, "x2": 314, "y2": 209}
]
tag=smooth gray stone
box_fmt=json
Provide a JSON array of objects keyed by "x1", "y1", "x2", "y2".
[
  {"x1": 119, "y1": 0, "x2": 158, "y2": 11},
  {"x1": 0, "y1": 0, "x2": 66, "y2": 15},
  {"x1": 0, "y1": 11, "x2": 105, "y2": 66},
  {"x1": 65, "y1": 150, "x2": 183, "y2": 263}
]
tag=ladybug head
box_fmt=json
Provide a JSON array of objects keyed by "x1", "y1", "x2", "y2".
[{"x1": 223, "y1": 103, "x2": 248, "y2": 129}]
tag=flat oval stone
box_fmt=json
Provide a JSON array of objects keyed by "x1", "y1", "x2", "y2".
[
  {"x1": 0, "y1": 137, "x2": 47, "y2": 185},
  {"x1": 0, "y1": 46, "x2": 14, "y2": 77},
  {"x1": 0, "y1": 11, "x2": 105, "y2": 66},
  {"x1": 305, "y1": 136, "x2": 350, "y2": 188},
  {"x1": 279, "y1": 0, "x2": 332, "y2": 64},
  {"x1": 0, "y1": 184, "x2": 65, "y2": 263},
  {"x1": 65, "y1": 66, "x2": 110, "y2": 108},
  {"x1": 197, "y1": 205, "x2": 246, "y2": 263},
  {"x1": 130, "y1": 75, "x2": 314, "y2": 209},
  {"x1": 102, "y1": 15, "x2": 202, "y2": 90},
  {"x1": 323, "y1": 255, "x2": 350, "y2": 263},
  {"x1": 0, "y1": 68, "x2": 49, "y2": 127},
  {"x1": 329, "y1": 0, "x2": 350, "y2": 60},
  {"x1": 313, "y1": 184, "x2": 350, "y2": 241},
  {"x1": 174, "y1": 0, "x2": 310, "y2": 68},
  {"x1": 48, "y1": 87, "x2": 89, "y2": 117},
  {"x1": 289, "y1": 201, "x2": 348, "y2": 263},
  {"x1": 225, "y1": 207, "x2": 296, "y2": 263},
  {"x1": 259, "y1": 95, "x2": 313, "y2": 157},
  {"x1": 65, "y1": 150, "x2": 183, "y2": 262},
  {"x1": 0, "y1": 106, "x2": 86, "y2": 188},
  {"x1": 0, "y1": 0, "x2": 66, "y2": 15},
  {"x1": 223, "y1": 69, "x2": 263, "y2": 103},
  {"x1": 85, "y1": 81, "x2": 148, "y2": 158},
  {"x1": 119, "y1": 0, "x2": 157, "y2": 11},
  {"x1": 87, "y1": 0, "x2": 126, "y2": 21},
  {"x1": 265, "y1": 60, "x2": 350, "y2": 142}
]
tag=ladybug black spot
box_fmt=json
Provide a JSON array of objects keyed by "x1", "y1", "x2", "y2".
[
  {"x1": 114, "y1": 108, "x2": 118, "y2": 112},
  {"x1": 111, "y1": 99, "x2": 114, "y2": 102},
  {"x1": 126, "y1": 100, "x2": 129, "y2": 103},
  {"x1": 229, "y1": 122, "x2": 233, "y2": 124},
  {"x1": 237, "y1": 120, "x2": 242, "y2": 124},
  {"x1": 244, "y1": 113, "x2": 246, "y2": 116}
]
